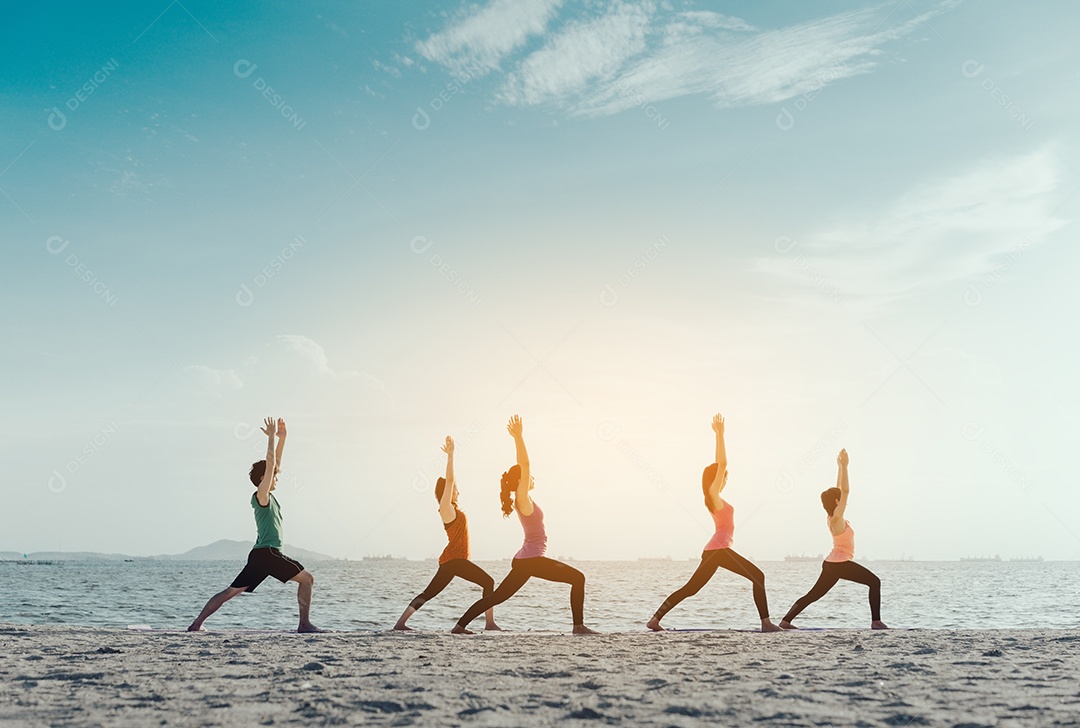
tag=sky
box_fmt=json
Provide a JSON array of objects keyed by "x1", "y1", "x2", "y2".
[{"x1": 2, "y1": 0, "x2": 1078, "y2": 562}]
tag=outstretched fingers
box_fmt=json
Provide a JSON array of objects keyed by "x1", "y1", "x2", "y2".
[{"x1": 507, "y1": 414, "x2": 523, "y2": 437}]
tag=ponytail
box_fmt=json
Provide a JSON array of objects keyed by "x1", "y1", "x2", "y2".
[
  {"x1": 701, "y1": 463, "x2": 720, "y2": 512},
  {"x1": 500, "y1": 465, "x2": 521, "y2": 518}
]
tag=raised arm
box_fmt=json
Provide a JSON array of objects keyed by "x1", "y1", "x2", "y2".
[
  {"x1": 709, "y1": 414, "x2": 729, "y2": 503},
  {"x1": 438, "y1": 436, "x2": 456, "y2": 524},
  {"x1": 714, "y1": 414, "x2": 727, "y2": 468},
  {"x1": 831, "y1": 448, "x2": 850, "y2": 527},
  {"x1": 274, "y1": 418, "x2": 287, "y2": 473},
  {"x1": 256, "y1": 417, "x2": 276, "y2": 507},
  {"x1": 508, "y1": 415, "x2": 532, "y2": 516}
]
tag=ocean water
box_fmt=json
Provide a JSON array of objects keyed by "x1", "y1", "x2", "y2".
[{"x1": 1, "y1": 559, "x2": 1074, "y2": 632}]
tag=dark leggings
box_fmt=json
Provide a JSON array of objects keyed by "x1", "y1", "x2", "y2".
[
  {"x1": 456, "y1": 557, "x2": 586, "y2": 628},
  {"x1": 652, "y1": 548, "x2": 770, "y2": 621},
  {"x1": 783, "y1": 560, "x2": 881, "y2": 623},
  {"x1": 409, "y1": 558, "x2": 495, "y2": 611}
]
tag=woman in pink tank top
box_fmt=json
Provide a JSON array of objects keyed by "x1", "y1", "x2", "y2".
[
  {"x1": 780, "y1": 449, "x2": 888, "y2": 630},
  {"x1": 453, "y1": 415, "x2": 598, "y2": 635},
  {"x1": 648, "y1": 415, "x2": 780, "y2": 632}
]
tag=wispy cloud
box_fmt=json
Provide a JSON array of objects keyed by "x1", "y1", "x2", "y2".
[
  {"x1": 757, "y1": 146, "x2": 1067, "y2": 307},
  {"x1": 417, "y1": 0, "x2": 955, "y2": 117},
  {"x1": 497, "y1": 0, "x2": 653, "y2": 108},
  {"x1": 183, "y1": 365, "x2": 243, "y2": 399},
  {"x1": 416, "y1": 0, "x2": 564, "y2": 75},
  {"x1": 183, "y1": 335, "x2": 392, "y2": 412},
  {"x1": 276, "y1": 334, "x2": 384, "y2": 387}
]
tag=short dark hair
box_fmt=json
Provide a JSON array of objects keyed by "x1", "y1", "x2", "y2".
[
  {"x1": 435, "y1": 477, "x2": 447, "y2": 501},
  {"x1": 250, "y1": 460, "x2": 266, "y2": 487},
  {"x1": 821, "y1": 487, "x2": 842, "y2": 516}
]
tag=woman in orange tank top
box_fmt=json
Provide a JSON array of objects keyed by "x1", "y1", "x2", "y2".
[
  {"x1": 394, "y1": 436, "x2": 502, "y2": 631},
  {"x1": 779, "y1": 449, "x2": 888, "y2": 630}
]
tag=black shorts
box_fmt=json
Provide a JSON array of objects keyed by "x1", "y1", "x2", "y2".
[{"x1": 230, "y1": 547, "x2": 305, "y2": 593}]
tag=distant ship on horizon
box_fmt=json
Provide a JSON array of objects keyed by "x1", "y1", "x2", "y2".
[
  {"x1": 784, "y1": 554, "x2": 823, "y2": 562},
  {"x1": 960, "y1": 555, "x2": 1002, "y2": 562}
]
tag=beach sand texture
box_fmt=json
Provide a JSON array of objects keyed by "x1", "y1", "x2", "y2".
[{"x1": 2, "y1": 625, "x2": 1078, "y2": 726}]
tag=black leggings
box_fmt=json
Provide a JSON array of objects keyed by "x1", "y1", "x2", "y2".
[
  {"x1": 456, "y1": 557, "x2": 586, "y2": 628},
  {"x1": 783, "y1": 560, "x2": 881, "y2": 623},
  {"x1": 409, "y1": 559, "x2": 495, "y2": 611},
  {"x1": 652, "y1": 548, "x2": 770, "y2": 621}
]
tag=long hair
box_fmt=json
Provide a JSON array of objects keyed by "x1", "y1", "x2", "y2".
[
  {"x1": 701, "y1": 463, "x2": 720, "y2": 512},
  {"x1": 500, "y1": 465, "x2": 521, "y2": 518},
  {"x1": 821, "y1": 487, "x2": 842, "y2": 516},
  {"x1": 434, "y1": 476, "x2": 447, "y2": 502},
  {"x1": 249, "y1": 460, "x2": 266, "y2": 487}
]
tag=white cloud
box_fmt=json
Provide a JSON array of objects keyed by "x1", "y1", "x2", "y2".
[
  {"x1": 574, "y1": 3, "x2": 941, "y2": 117},
  {"x1": 279, "y1": 335, "x2": 336, "y2": 375},
  {"x1": 183, "y1": 335, "x2": 391, "y2": 413},
  {"x1": 372, "y1": 59, "x2": 401, "y2": 78},
  {"x1": 677, "y1": 10, "x2": 756, "y2": 32},
  {"x1": 416, "y1": 0, "x2": 564, "y2": 75},
  {"x1": 497, "y1": 1, "x2": 654, "y2": 108},
  {"x1": 183, "y1": 366, "x2": 244, "y2": 399},
  {"x1": 273, "y1": 335, "x2": 390, "y2": 392},
  {"x1": 417, "y1": 0, "x2": 955, "y2": 117},
  {"x1": 756, "y1": 146, "x2": 1067, "y2": 307}
]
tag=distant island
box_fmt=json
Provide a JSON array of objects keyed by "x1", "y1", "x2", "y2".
[{"x1": 0, "y1": 539, "x2": 337, "y2": 563}]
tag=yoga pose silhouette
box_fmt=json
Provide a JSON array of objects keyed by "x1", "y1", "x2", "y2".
[
  {"x1": 188, "y1": 417, "x2": 321, "y2": 633},
  {"x1": 648, "y1": 414, "x2": 780, "y2": 632},
  {"x1": 394, "y1": 436, "x2": 501, "y2": 631},
  {"x1": 452, "y1": 415, "x2": 598, "y2": 635},
  {"x1": 780, "y1": 449, "x2": 888, "y2": 630}
]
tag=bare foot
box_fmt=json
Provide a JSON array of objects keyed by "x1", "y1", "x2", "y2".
[
  {"x1": 186, "y1": 624, "x2": 205, "y2": 632},
  {"x1": 779, "y1": 620, "x2": 797, "y2": 630},
  {"x1": 760, "y1": 620, "x2": 782, "y2": 633},
  {"x1": 297, "y1": 623, "x2": 325, "y2": 633},
  {"x1": 646, "y1": 618, "x2": 663, "y2": 632},
  {"x1": 451, "y1": 625, "x2": 474, "y2": 635},
  {"x1": 393, "y1": 624, "x2": 413, "y2": 631},
  {"x1": 573, "y1": 625, "x2": 600, "y2": 635},
  {"x1": 484, "y1": 624, "x2": 504, "y2": 632},
  {"x1": 871, "y1": 620, "x2": 889, "y2": 630}
]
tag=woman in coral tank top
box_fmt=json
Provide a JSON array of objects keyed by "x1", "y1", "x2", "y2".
[
  {"x1": 452, "y1": 415, "x2": 598, "y2": 635},
  {"x1": 394, "y1": 436, "x2": 502, "y2": 631},
  {"x1": 780, "y1": 449, "x2": 888, "y2": 630},
  {"x1": 647, "y1": 414, "x2": 780, "y2": 632}
]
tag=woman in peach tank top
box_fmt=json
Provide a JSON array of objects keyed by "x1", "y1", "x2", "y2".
[
  {"x1": 453, "y1": 416, "x2": 598, "y2": 635},
  {"x1": 780, "y1": 449, "x2": 888, "y2": 630},
  {"x1": 647, "y1": 415, "x2": 780, "y2": 632}
]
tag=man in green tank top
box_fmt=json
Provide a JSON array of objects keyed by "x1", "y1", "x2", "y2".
[{"x1": 187, "y1": 417, "x2": 321, "y2": 632}]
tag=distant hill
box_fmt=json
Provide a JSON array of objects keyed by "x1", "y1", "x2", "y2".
[
  {"x1": 159, "y1": 539, "x2": 336, "y2": 562},
  {"x1": 0, "y1": 539, "x2": 337, "y2": 562},
  {"x1": 1, "y1": 550, "x2": 137, "y2": 562}
]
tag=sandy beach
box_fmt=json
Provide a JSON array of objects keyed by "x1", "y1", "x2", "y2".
[{"x1": 2, "y1": 625, "x2": 1078, "y2": 726}]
